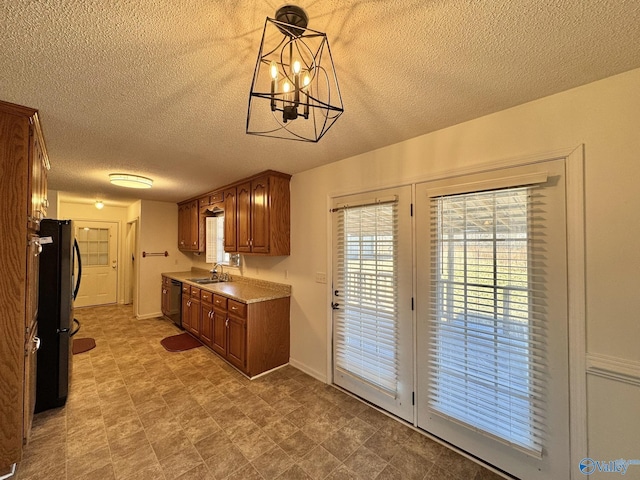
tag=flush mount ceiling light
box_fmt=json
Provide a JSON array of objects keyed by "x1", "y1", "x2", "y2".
[
  {"x1": 246, "y1": 5, "x2": 344, "y2": 142},
  {"x1": 109, "y1": 173, "x2": 153, "y2": 189},
  {"x1": 95, "y1": 200, "x2": 104, "y2": 210}
]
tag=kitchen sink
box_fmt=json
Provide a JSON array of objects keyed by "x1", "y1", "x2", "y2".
[{"x1": 186, "y1": 277, "x2": 228, "y2": 284}]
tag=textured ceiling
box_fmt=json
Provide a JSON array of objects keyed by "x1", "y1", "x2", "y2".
[{"x1": 2, "y1": 0, "x2": 640, "y2": 205}]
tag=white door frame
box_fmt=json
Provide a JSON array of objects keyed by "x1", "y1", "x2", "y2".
[{"x1": 324, "y1": 145, "x2": 586, "y2": 477}]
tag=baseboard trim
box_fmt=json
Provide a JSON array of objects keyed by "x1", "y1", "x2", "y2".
[
  {"x1": 288, "y1": 358, "x2": 327, "y2": 383},
  {"x1": 136, "y1": 312, "x2": 162, "y2": 320}
]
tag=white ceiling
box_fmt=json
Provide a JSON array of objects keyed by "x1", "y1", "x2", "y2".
[{"x1": 3, "y1": 0, "x2": 640, "y2": 206}]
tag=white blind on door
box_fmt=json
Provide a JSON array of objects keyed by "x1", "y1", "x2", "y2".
[
  {"x1": 334, "y1": 199, "x2": 399, "y2": 396},
  {"x1": 428, "y1": 186, "x2": 547, "y2": 455}
]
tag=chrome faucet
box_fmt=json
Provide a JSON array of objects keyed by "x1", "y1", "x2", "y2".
[{"x1": 209, "y1": 263, "x2": 224, "y2": 281}]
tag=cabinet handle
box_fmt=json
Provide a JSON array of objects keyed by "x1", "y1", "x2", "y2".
[
  {"x1": 32, "y1": 336, "x2": 41, "y2": 353},
  {"x1": 225, "y1": 318, "x2": 229, "y2": 327},
  {"x1": 230, "y1": 306, "x2": 237, "y2": 311},
  {"x1": 187, "y1": 300, "x2": 191, "y2": 307}
]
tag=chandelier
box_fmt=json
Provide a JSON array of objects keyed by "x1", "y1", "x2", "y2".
[{"x1": 246, "y1": 5, "x2": 344, "y2": 142}]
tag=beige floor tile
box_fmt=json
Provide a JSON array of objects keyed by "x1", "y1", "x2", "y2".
[{"x1": 16, "y1": 305, "x2": 502, "y2": 480}]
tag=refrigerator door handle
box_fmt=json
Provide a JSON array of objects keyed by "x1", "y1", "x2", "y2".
[
  {"x1": 70, "y1": 318, "x2": 81, "y2": 337},
  {"x1": 73, "y1": 238, "x2": 82, "y2": 300}
]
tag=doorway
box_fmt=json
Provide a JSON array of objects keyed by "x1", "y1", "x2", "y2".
[{"x1": 74, "y1": 221, "x2": 119, "y2": 307}]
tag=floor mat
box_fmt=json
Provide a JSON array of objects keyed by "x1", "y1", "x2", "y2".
[
  {"x1": 72, "y1": 337, "x2": 96, "y2": 354},
  {"x1": 160, "y1": 332, "x2": 202, "y2": 352}
]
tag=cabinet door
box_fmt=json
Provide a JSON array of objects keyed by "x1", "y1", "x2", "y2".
[
  {"x1": 178, "y1": 203, "x2": 189, "y2": 249},
  {"x1": 181, "y1": 294, "x2": 191, "y2": 331},
  {"x1": 224, "y1": 188, "x2": 237, "y2": 252},
  {"x1": 161, "y1": 285, "x2": 169, "y2": 316},
  {"x1": 236, "y1": 182, "x2": 251, "y2": 253},
  {"x1": 23, "y1": 327, "x2": 38, "y2": 444},
  {"x1": 227, "y1": 315, "x2": 246, "y2": 370},
  {"x1": 211, "y1": 308, "x2": 227, "y2": 356},
  {"x1": 200, "y1": 303, "x2": 213, "y2": 347},
  {"x1": 28, "y1": 130, "x2": 44, "y2": 231},
  {"x1": 251, "y1": 176, "x2": 270, "y2": 254},
  {"x1": 189, "y1": 298, "x2": 201, "y2": 336},
  {"x1": 189, "y1": 199, "x2": 199, "y2": 250}
]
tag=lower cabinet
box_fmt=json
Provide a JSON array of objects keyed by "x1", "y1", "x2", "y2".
[
  {"x1": 179, "y1": 286, "x2": 289, "y2": 378},
  {"x1": 181, "y1": 285, "x2": 201, "y2": 337},
  {"x1": 200, "y1": 292, "x2": 214, "y2": 348}
]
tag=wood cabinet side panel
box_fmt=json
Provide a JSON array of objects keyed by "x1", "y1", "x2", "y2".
[
  {"x1": 0, "y1": 109, "x2": 30, "y2": 468},
  {"x1": 246, "y1": 298, "x2": 290, "y2": 377},
  {"x1": 236, "y1": 182, "x2": 251, "y2": 252},
  {"x1": 269, "y1": 175, "x2": 290, "y2": 256}
]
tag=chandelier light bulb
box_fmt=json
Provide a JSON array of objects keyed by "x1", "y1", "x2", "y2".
[
  {"x1": 293, "y1": 60, "x2": 301, "y2": 74},
  {"x1": 303, "y1": 73, "x2": 311, "y2": 87},
  {"x1": 270, "y1": 61, "x2": 278, "y2": 79}
]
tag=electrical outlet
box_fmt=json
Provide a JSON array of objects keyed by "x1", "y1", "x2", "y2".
[{"x1": 315, "y1": 272, "x2": 327, "y2": 284}]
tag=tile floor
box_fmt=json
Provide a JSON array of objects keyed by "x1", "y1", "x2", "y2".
[{"x1": 14, "y1": 304, "x2": 505, "y2": 480}]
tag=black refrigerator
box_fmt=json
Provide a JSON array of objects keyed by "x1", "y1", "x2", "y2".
[{"x1": 35, "y1": 219, "x2": 82, "y2": 412}]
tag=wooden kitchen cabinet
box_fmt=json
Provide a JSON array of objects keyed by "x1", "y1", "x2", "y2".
[
  {"x1": 0, "y1": 100, "x2": 50, "y2": 472},
  {"x1": 232, "y1": 172, "x2": 290, "y2": 256},
  {"x1": 181, "y1": 284, "x2": 201, "y2": 335},
  {"x1": 178, "y1": 170, "x2": 290, "y2": 257},
  {"x1": 223, "y1": 188, "x2": 237, "y2": 252},
  {"x1": 207, "y1": 293, "x2": 288, "y2": 377},
  {"x1": 226, "y1": 300, "x2": 247, "y2": 370},
  {"x1": 161, "y1": 276, "x2": 171, "y2": 318},
  {"x1": 200, "y1": 291, "x2": 214, "y2": 348},
  {"x1": 178, "y1": 199, "x2": 202, "y2": 252}
]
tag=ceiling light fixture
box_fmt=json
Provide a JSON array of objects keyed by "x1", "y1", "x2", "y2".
[
  {"x1": 246, "y1": 5, "x2": 344, "y2": 142},
  {"x1": 109, "y1": 173, "x2": 153, "y2": 189},
  {"x1": 95, "y1": 200, "x2": 104, "y2": 210}
]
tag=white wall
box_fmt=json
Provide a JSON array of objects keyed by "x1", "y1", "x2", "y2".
[
  {"x1": 136, "y1": 200, "x2": 191, "y2": 318},
  {"x1": 282, "y1": 68, "x2": 640, "y2": 462}
]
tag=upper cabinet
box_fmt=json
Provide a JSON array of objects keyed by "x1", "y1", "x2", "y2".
[
  {"x1": 178, "y1": 170, "x2": 290, "y2": 256},
  {"x1": 178, "y1": 199, "x2": 201, "y2": 252},
  {"x1": 223, "y1": 187, "x2": 237, "y2": 252},
  {"x1": 234, "y1": 174, "x2": 290, "y2": 255}
]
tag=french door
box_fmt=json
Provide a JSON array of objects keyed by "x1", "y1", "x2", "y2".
[
  {"x1": 415, "y1": 160, "x2": 570, "y2": 479},
  {"x1": 331, "y1": 186, "x2": 413, "y2": 421}
]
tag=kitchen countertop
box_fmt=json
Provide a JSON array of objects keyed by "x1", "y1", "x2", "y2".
[{"x1": 162, "y1": 270, "x2": 291, "y2": 304}]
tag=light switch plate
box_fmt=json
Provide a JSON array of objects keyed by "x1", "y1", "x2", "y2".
[{"x1": 315, "y1": 272, "x2": 327, "y2": 284}]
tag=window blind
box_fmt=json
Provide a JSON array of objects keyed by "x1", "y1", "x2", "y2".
[
  {"x1": 428, "y1": 186, "x2": 547, "y2": 455},
  {"x1": 334, "y1": 200, "x2": 399, "y2": 396},
  {"x1": 206, "y1": 216, "x2": 229, "y2": 264}
]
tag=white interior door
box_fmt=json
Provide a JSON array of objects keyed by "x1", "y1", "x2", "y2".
[
  {"x1": 331, "y1": 186, "x2": 413, "y2": 422},
  {"x1": 75, "y1": 221, "x2": 118, "y2": 307}
]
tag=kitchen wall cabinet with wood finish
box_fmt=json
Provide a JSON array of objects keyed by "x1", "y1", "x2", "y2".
[
  {"x1": 178, "y1": 170, "x2": 290, "y2": 257},
  {"x1": 232, "y1": 172, "x2": 290, "y2": 256},
  {"x1": 0, "y1": 100, "x2": 50, "y2": 473},
  {"x1": 177, "y1": 199, "x2": 201, "y2": 252}
]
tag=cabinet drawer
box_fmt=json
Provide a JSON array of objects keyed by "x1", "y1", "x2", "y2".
[
  {"x1": 182, "y1": 285, "x2": 190, "y2": 294},
  {"x1": 213, "y1": 294, "x2": 227, "y2": 309},
  {"x1": 228, "y1": 300, "x2": 247, "y2": 319},
  {"x1": 210, "y1": 190, "x2": 224, "y2": 204},
  {"x1": 198, "y1": 195, "x2": 211, "y2": 208},
  {"x1": 190, "y1": 287, "x2": 201, "y2": 298},
  {"x1": 201, "y1": 291, "x2": 212, "y2": 303}
]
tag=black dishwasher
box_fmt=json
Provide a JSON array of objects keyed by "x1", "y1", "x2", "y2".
[{"x1": 169, "y1": 279, "x2": 182, "y2": 327}]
